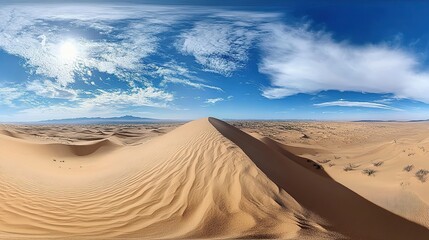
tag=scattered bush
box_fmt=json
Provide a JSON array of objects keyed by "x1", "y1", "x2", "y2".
[
  {"x1": 344, "y1": 163, "x2": 359, "y2": 172},
  {"x1": 362, "y1": 168, "x2": 377, "y2": 176},
  {"x1": 373, "y1": 161, "x2": 383, "y2": 167},
  {"x1": 415, "y1": 169, "x2": 429, "y2": 183},
  {"x1": 403, "y1": 165, "x2": 414, "y2": 172},
  {"x1": 317, "y1": 159, "x2": 331, "y2": 164}
]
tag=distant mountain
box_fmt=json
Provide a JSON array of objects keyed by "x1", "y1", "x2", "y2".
[
  {"x1": 354, "y1": 119, "x2": 429, "y2": 123},
  {"x1": 408, "y1": 119, "x2": 429, "y2": 122},
  {"x1": 354, "y1": 120, "x2": 399, "y2": 122},
  {"x1": 37, "y1": 115, "x2": 170, "y2": 124}
]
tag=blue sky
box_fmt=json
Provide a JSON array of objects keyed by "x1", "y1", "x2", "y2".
[{"x1": 1, "y1": 1, "x2": 429, "y2": 121}]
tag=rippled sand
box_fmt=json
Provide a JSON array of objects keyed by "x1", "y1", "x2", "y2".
[{"x1": 0, "y1": 119, "x2": 428, "y2": 239}]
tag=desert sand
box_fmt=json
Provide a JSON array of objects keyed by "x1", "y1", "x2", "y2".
[{"x1": 0, "y1": 118, "x2": 429, "y2": 239}]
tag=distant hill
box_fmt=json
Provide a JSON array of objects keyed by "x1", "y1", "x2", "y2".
[
  {"x1": 354, "y1": 120, "x2": 399, "y2": 122},
  {"x1": 354, "y1": 119, "x2": 429, "y2": 123},
  {"x1": 408, "y1": 119, "x2": 429, "y2": 122},
  {"x1": 37, "y1": 115, "x2": 172, "y2": 124}
]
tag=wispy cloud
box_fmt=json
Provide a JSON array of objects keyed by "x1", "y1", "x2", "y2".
[
  {"x1": 314, "y1": 100, "x2": 402, "y2": 111},
  {"x1": 177, "y1": 22, "x2": 257, "y2": 76},
  {"x1": 0, "y1": 4, "x2": 181, "y2": 88},
  {"x1": 13, "y1": 86, "x2": 173, "y2": 121},
  {"x1": 0, "y1": 87, "x2": 24, "y2": 107},
  {"x1": 26, "y1": 80, "x2": 78, "y2": 99},
  {"x1": 259, "y1": 23, "x2": 429, "y2": 104},
  {"x1": 1, "y1": 3, "x2": 429, "y2": 121},
  {"x1": 85, "y1": 87, "x2": 173, "y2": 108},
  {"x1": 205, "y1": 98, "x2": 224, "y2": 104},
  {"x1": 0, "y1": 4, "x2": 244, "y2": 112},
  {"x1": 162, "y1": 76, "x2": 223, "y2": 91},
  {"x1": 153, "y1": 62, "x2": 223, "y2": 91}
]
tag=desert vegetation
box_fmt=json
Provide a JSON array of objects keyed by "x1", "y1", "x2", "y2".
[
  {"x1": 415, "y1": 169, "x2": 429, "y2": 182},
  {"x1": 317, "y1": 159, "x2": 331, "y2": 164},
  {"x1": 344, "y1": 163, "x2": 359, "y2": 172},
  {"x1": 362, "y1": 168, "x2": 377, "y2": 176},
  {"x1": 372, "y1": 161, "x2": 383, "y2": 167},
  {"x1": 403, "y1": 165, "x2": 414, "y2": 172}
]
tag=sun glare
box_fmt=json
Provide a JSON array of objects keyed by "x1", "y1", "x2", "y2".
[{"x1": 59, "y1": 40, "x2": 78, "y2": 61}]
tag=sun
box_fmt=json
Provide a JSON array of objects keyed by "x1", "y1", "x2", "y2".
[{"x1": 59, "y1": 40, "x2": 78, "y2": 61}]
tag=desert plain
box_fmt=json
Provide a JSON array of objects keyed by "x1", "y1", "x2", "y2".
[{"x1": 1, "y1": 118, "x2": 429, "y2": 239}]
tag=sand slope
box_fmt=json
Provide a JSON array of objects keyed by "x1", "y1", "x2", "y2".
[
  {"x1": 0, "y1": 118, "x2": 428, "y2": 239},
  {"x1": 233, "y1": 120, "x2": 429, "y2": 229},
  {"x1": 210, "y1": 118, "x2": 429, "y2": 239},
  {"x1": 0, "y1": 118, "x2": 330, "y2": 239}
]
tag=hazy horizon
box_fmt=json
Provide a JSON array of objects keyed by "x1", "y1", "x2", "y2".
[{"x1": 2, "y1": 114, "x2": 429, "y2": 124}]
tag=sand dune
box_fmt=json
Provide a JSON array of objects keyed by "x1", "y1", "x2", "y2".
[
  {"x1": 1, "y1": 118, "x2": 428, "y2": 239},
  {"x1": 210, "y1": 118, "x2": 429, "y2": 239},
  {"x1": 233, "y1": 120, "x2": 429, "y2": 229}
]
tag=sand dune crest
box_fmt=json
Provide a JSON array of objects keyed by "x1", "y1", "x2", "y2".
[
  {"x1": 210, "y1": 117, "x2": 429, "y2": 240},
  {"x1": 0, "y1": 118, "x2": 428, "y2": 239},
  {"x1": 0, "y1": 118, "x2": 329, "y2": 238}
]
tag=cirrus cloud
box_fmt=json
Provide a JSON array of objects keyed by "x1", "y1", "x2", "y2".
[
  {"x1": 205, "y1": 98, "x2": 224, "y2": 104},
  {"x1": 84, "y1": 87, "x2": 174, "y2": 108},
  {"x1": 177, "y1": 22, "x2": 257, "y2": 76},
  {"x1": 0, "y1": 4, "x2": 183, "y2": 87},
  {"x1": 13, "y1": 86, "x2": 173, "y2": 121},
  {"x1": 26, "y1": 80, "x2": 78, "y2": 99},
  {"x1": 314, "y1": 100, "x2": 402, "y2": 111},
  {"x1": 0, "y1": 87, "x2": 24, "y2": 107}
]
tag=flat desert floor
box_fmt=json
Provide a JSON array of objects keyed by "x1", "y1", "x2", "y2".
[{"x1": 1, "y1": 118, "x2": 429, "y2": 239}]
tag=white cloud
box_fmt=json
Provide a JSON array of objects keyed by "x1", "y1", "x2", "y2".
[
  {"x1": 3, "y1": 3, "x2": 429, "y2": 119},
  {"x1": 212, "y1": 11, "x2": 281, "y2": 24},
  {"x1": 205, "y1": 98, "x2": 224, "y2": 104},
  {"x1": 162, "y1": 76, "x2": 223, "y2": 91},
  {"x1": 177, "y1": 22, "x2": 257, "y2": 76},
  {"x1": 14, "y1": 86, "x2": 173, "y2": 121},
  {"x1": 0, "y1": 3, "x2": 243, "y2": 112},
  {"x1": 82, "y1": 87, "x2": 173, "y2": 109},
  {"x1": 26, "y1": 80, "x2": 78, "y2": 99},
  {"x1": 153, "y1": 62, "x2": 223, "y2": 91},
  {"x1": 0, "y1": 87, "x2": 23, "y2": 106},
  {"x1": 259, "y1": 23, "x2": 429, "y2": 103},
  {"x1": 0, "y1": 4, "x2": 181, "y2": 86},
  {"x1": 314, "y1": 100, "x2": 402, "y2": 111}
]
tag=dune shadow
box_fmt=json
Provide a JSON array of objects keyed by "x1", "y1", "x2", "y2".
[
  {"x1": 209, "y1": 117, "x2": 429, "y2": 240},
  {"x1": 260, "y1": 137, "x2": 332, "y2": 179}
]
